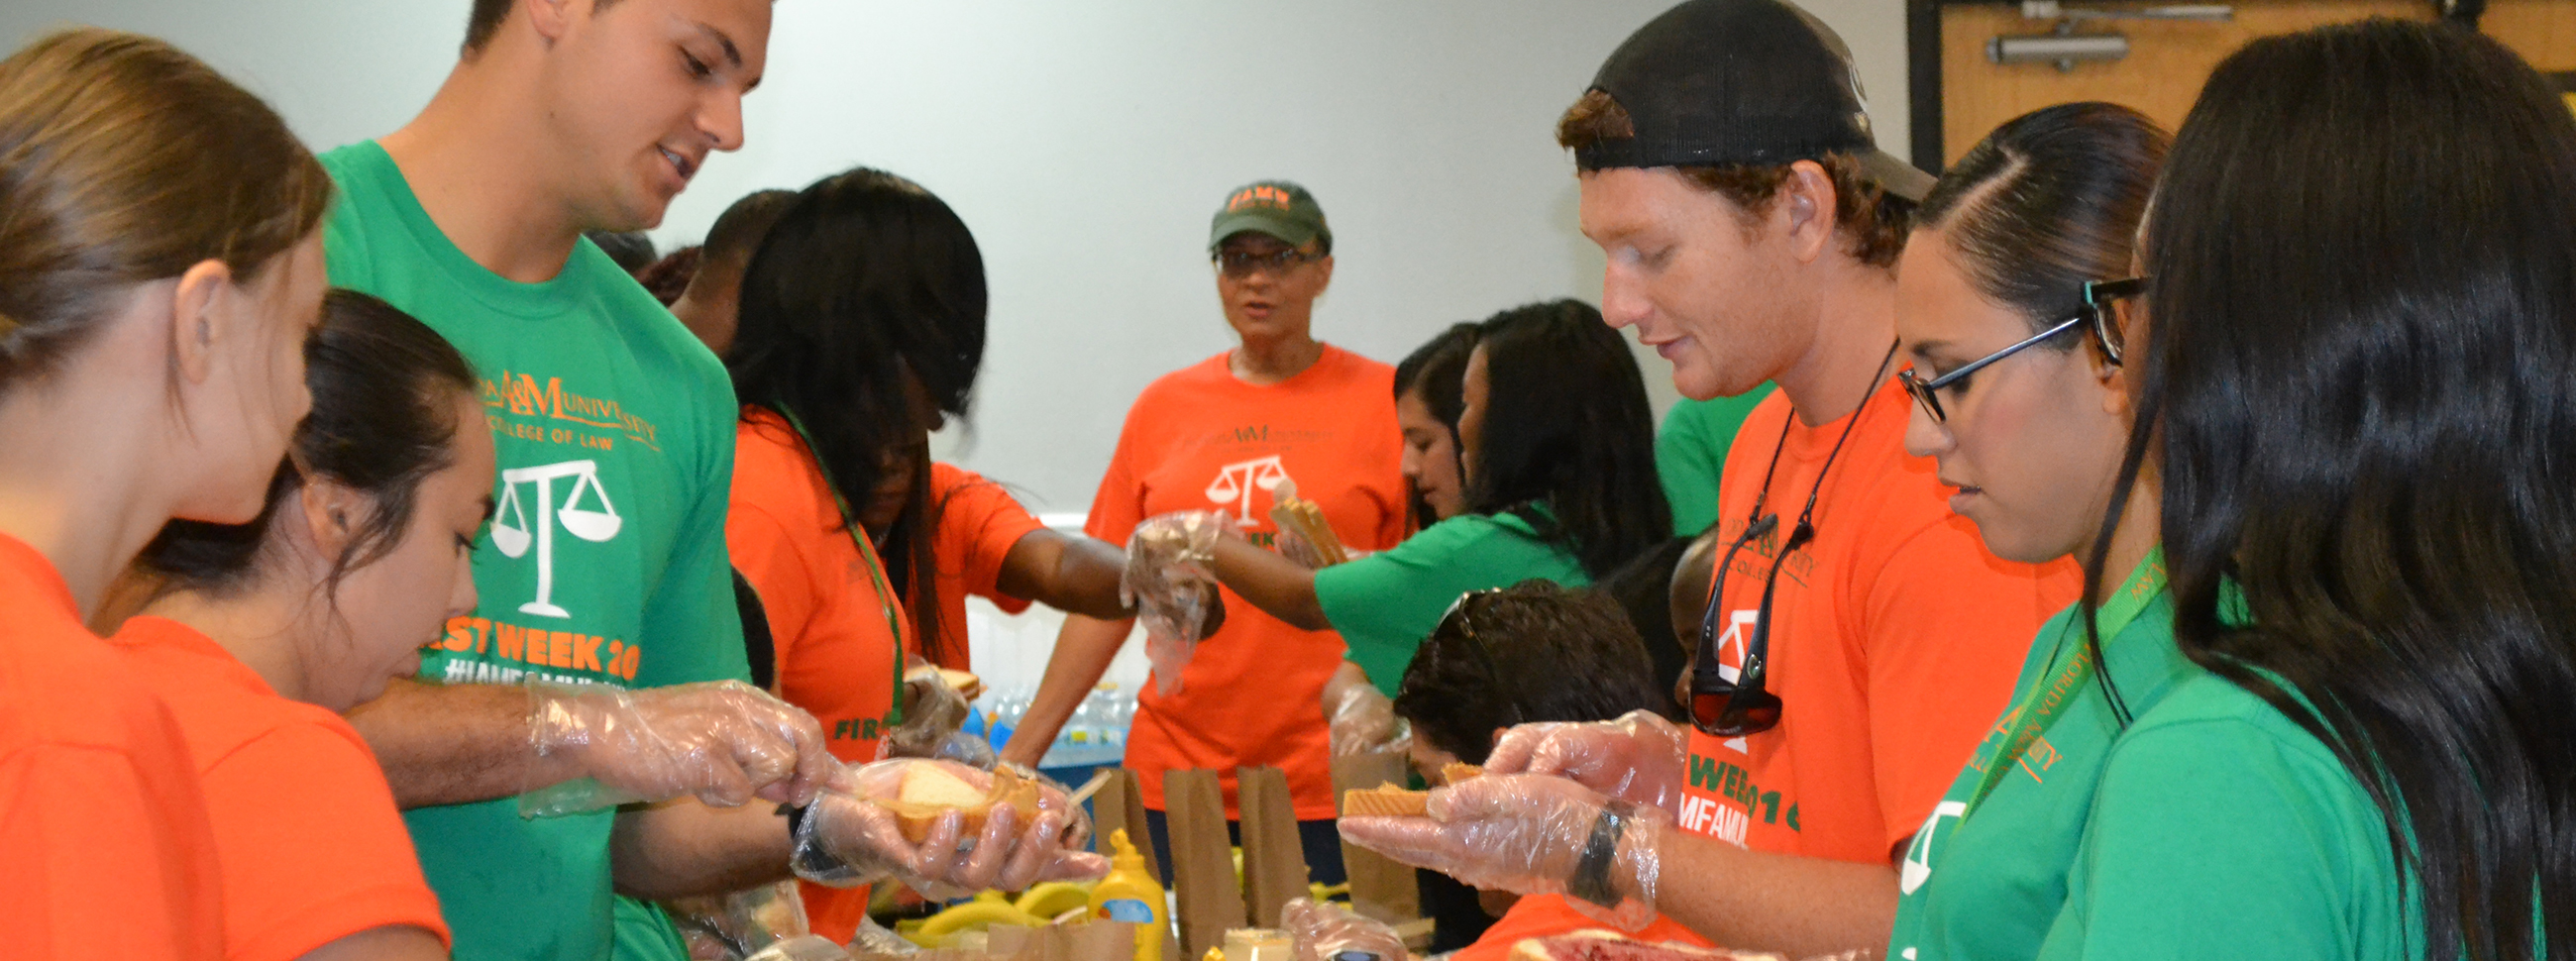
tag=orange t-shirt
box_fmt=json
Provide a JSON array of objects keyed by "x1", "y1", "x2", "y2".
[
  {"x1": 1677, "y1": 380, "x2": 2077, "y2": 864},
  {"x1": 1453, "y1": 895, "x2": 1715, "y2": 961},
  {"x1": 1088, "y1": 346, "x2": 1406, "y2": 819},
  {"x1": 108, "y1": 616, "x2": 450, "y2": 961},
  {"x1": 728, "y1": 407, "x2": 916, "y2": 942},
  {"x1": 914, "y1": 462, "x2": 1048, "y2": 671},
  {"x1": 0, "y1": 534, "x2": 224, "y2": 959}
]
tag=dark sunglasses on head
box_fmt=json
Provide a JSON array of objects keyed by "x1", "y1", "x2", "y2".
[{"x1": 1899, "y1": 276, "x2": 2147, "y2": 424}]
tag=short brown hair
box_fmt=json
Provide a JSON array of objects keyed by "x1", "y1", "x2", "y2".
[
  {"x1": 1557, "y1": 88, "x2": 1911, "y2": 268},
  {"x1": 0, "y1": 29, "x2": 334, "y2": 391},
  {"x1": 464, "y1": 0, "x2": 628, "y2": 55}
]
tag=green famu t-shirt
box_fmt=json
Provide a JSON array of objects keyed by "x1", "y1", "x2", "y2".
[
  {"x1": 2035, "y1": 670, "x2": 2420, "y2": 959},
  {"x1": 1313, "y1": 504, "x2": 1588, "y2": 698},
  {"x1": 322, "y1": 141, "x2": 752, "y2": 961},
  {"x1": 1886, "y1": 559, "x2": 2193, "y2": 961}
]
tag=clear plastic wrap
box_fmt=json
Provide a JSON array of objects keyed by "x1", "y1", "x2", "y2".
[
  {"x1": 519, "y1": 679, "x2": 836, "y2": 817},
  {"x1": 1337, "y1": 773, "x2": 1664, "y2": 931},
  {"x1": 668, "y1": 881, "x2": 835, "y2": 961},
  {"x1": 1280, "y1": 897, "x2": 1408, "y2": 961},
  {"x1": 1123, "y1": 510, "x2": 1235, "y2": 695},
  {"x1": 1480, "y1": 709, "x2": 1690, "y2": 817},
  {"x1": 791, "y1": 758, "x2": 1111, "y2": 898}
]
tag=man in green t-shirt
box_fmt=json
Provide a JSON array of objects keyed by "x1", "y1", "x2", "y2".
[{"x1": 328, "y1": 3, "x2": 966, "y2": 959}]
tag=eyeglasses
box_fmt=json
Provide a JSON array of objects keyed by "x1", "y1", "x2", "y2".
[
  {"x1": 1899, "y1": 276, "x2": 2147, "y2": 424},
  {"x1": 1688, "y1": 514, "x2": 1809, "y2": 737},
  {"x1": 1213, "y1": 248, "x2": 1320, "y2": 278}
]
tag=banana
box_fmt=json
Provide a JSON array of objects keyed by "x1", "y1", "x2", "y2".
[
  {"x1": 1014, "y1": 881, "x2": 1095, "y2": 920},
  {"x1": 916, "y1": 891, "x2": 1046, "y2": 943}
]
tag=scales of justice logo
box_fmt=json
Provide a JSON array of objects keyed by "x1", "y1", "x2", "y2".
[
  {"x1": 1205, "y1": 454, "x2": 1293, "y2": 524},
  {"x1": 489, "y1": 459, "x2": 623, "y2": 619}
]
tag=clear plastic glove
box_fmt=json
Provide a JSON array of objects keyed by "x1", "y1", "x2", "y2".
[
  {"x1": 791, "y1": 758, "x2": 1111, "y2": 898},
  {"x1": 1324, "y1": 666, "x2": 1403, "y2": 758},
  {"x1": 1338, "y1": 773, "x2": 1664, "y2": 931},
  {"x1": 667, "y1": 881, "x2": 817, "y2": 960},
  {"x1": 1125, "y1": 511, "x2": 1235, "y2": 694},
  {"x1": 521, "y1": 680, "x2": 835, "y2": 817},
  {"x1": 885, "y1": 663, "x2": 988, "y2": 765},
  {"x1": 1482, "y1": 709, "x2": 1690, "y2": 816},
  {"x1": 1281, "y1": 897, "x2": 1408, "y2": 961}
]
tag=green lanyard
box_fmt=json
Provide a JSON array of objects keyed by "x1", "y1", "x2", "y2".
[
  {"x1": 1963, "y1": 548, "x2": 2167, "y2": 816},
  {"x1": 773, "y1": 405, "x2": 907, "y2": 727}
]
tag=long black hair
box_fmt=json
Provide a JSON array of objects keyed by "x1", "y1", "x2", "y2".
[
  {"x1": 139, "y1": 289, "x2": 478, "y2": 595},
  {"x1": 1393, "y1": 322, "x2": 1480, "y2": 528},
  {"x1": 1461, "y1": 299, "x2": 1668, "y2": 578},
  {"x1": 1919, "y1": 101, "x2": 2170, "y2": 723},
  {"x1": 2139, "y1": 21, "x2": 2576, "y2": 960},
  {"x1": 726, "y1": 167, "x2": 986, "y2": 667}
]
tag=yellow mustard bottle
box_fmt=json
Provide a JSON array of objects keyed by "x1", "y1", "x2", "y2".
[{"x1": 1089, "y1": 829, "x2": 1168, "y2": 961}]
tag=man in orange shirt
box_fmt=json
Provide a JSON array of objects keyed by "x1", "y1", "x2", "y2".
[
  {"x1": 1008, "y1": 180, "x2": 1407, "y2": 885},
  {"x1": 1342, "y1": 2, "x2": 2071, "y2": 956}
]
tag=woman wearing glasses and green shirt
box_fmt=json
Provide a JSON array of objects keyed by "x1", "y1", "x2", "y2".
[{"x1": 1343, "y1": 101, "x2": 2171, "y2": 957}]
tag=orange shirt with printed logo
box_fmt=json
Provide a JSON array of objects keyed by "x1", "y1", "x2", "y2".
[
  {"x1": 727, "y1": 407, "x2": 913, "y2": 943},
  {"x1": 0, "y1": 534, "x2": 225, "y2": 960},
  {"x1": 914, "y1": 462, "x2": 1048, "y2": 671},
  {"x1": 109, "y1": 616, "x2": 450, "y2": 961},
  {"x1": 1676, "y1": 381, "x2": 2076, "y2": 864},
  {"x1": 1089, "y1": 347, "x2": 1406, "y2": 818}
]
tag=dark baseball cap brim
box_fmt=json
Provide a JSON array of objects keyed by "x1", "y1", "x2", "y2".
[
  {"x1": 1857, "y1": 148, "x2": 1937, "y2": 203},
  {"x1": 1208, "y1": 211, "x2": 1324, "y2": 251}
]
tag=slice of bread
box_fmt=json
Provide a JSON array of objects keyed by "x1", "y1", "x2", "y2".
[
  {"x1": 873, "y1": 764, "x2": 1046, "y2": 843},
  {"x1": 1340, "y1": 783, "x2": 1428, "y2": 817},
  {"x1": 936, "y1": 668, "x2": 983, "y2": 700},
  {"x1": 1441, "y1": 763, "x2": 1484, "y2": 785}
]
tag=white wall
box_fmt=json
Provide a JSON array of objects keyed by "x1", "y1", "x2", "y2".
[{"x1": 2, "y1": 0, "x2": 1908, "y2": 514}]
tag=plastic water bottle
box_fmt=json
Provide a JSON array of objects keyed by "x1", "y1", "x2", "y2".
[
  {"x1": 988, "y1": 689, "x2": 1027, "y2": 751},
  {"x1": 1098, "y1": 683, "x2": 1127, "y2": 749}
]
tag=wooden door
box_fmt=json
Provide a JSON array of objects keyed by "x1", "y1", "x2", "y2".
[{"x1": 1927, "y1": 0, "x2": 2575, "y2": 165}]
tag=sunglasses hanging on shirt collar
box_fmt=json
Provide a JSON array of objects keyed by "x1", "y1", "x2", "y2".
[{"x1": 1687, "y1": 341, "x2": 1899, "y2": 737}]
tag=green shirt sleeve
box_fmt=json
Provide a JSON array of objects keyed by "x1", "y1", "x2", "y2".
[
  {"x1": 2040, "y1": 687, "x2": 2415, "y2": 960},
  {"x1": 1314, "y1": 513, "x2": 1589, "y2": 698}
]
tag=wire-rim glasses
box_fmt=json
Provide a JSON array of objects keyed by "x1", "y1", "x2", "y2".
[{"x1": 1899, "y1": 276, "x2": 2146, "y2": 424}]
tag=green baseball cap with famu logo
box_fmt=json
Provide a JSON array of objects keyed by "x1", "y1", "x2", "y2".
[{"x1": 1209, "y1": 179, "x2": 1332, "y2": 253}]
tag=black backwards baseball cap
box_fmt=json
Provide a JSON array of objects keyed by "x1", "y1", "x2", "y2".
[{"x1": 1574, "y1": 0, "x2": 1937, "y2": 202}]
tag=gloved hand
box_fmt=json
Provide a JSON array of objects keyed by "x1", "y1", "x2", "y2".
[
  {"x1": 791, "y1": 759, "x2": 1111, "y2": 898},
  {"x1": 1124, "y1": 511, "x2": 1234, "y2": 645},
  {"x1": 1339, "y1": 773, "x2": 1664, "y2": 932},
  {"x1": 520, "y1": 680, "x2": 835, "y2": 817},
  {"x1": 666, "y1": 880, "x2": 816, "y2": 959},
  {"x1": 1481, "y1": 709, "x2": 1689, "y2": 816},
  {"x1": 1281, "y1": 897, "x2": 1408, "y2": 961},
  {"x1": 885, "y1": 663, "x2": 992, "y2": 767},
  {"x1": 1324, "y1": 665, "x2": 1403, "y2": 758}
]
